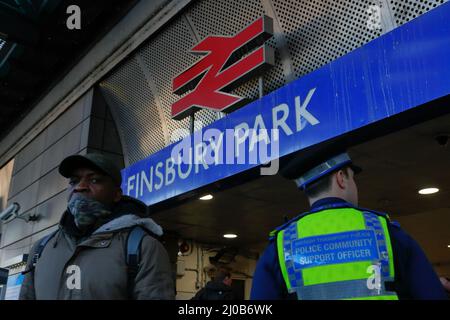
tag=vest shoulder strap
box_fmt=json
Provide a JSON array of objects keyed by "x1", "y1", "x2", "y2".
[
  {"x1": 269, "y1": 202, "x2": 359, "y2": 239},
  {"x1": 355, "y1": 207, "x2": 390, "y2": 220},
  {"x1": 270, "y1": 204, "x2": 392, "y2": 240},
  {"x1": 269, "y1": 211, "x2": 316, "y2": 240}
]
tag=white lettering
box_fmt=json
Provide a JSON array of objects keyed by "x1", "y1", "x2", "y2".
[
  {"x1": 295, "y1": 88, "x2": 320, "y2": 131},
  {"x1": 367, "y1": 264, "x2": 382, "y2": 294},
  {"x1": 135, "y1": 173, "x2": 140, "y2": 198},
  {"x1": 66, "y1": 265, "x2": 81, "y2": 290},
  {"x1": 178, "y1": 151, "x2": 193, "y2": 180},
  {"x1": 154, "y1": 162, "x2": 164, "y2": 190},
  {"x1": 165, "y1": 158, "x2": 175, "y2": 186},
  {"x1": 234, "y1": 122, "x2": 249, "y2": 161},
  {"x1": 225, "y1": 129, "x2": 236, "y2": 164},
  {"x1": 140, "y1": 167, "x2": 153, "y2": 196},
  {"x1": 249, "y1": 115, "x2": 270, "y2": 152},
  {"x1": 203, "y1": 129, "x2": 224, "y2": 165},
  {"x1": 66, "y1": 5, "x2": 81, "y2": 30},
  {"x1": 272, "y1": 103, "x2": 293, "y2": 136},
  {"x1": 178, "y1": 304, "x2": 212, "y2": 317},
  {"x1": 171, "y1": 136, "x2": 191, "y2": 165},
  {"x1": 260, "y1": 129, "x2": 280, "y2": 176},
  {"x1": 127, "y1": 175, "x2": 135, "y2": 196},
  {"x1": 194, "y1": 142, "x2": 209, "y2": 173}
]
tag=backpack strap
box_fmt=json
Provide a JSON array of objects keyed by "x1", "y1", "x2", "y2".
[
  {"x1": 126, "y1": 226, "x2": 148, "y2": 299},
  {"x1": 22, "y1": 230, "x2": 58, "y2": 275}
]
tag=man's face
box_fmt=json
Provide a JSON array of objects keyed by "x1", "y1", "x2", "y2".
[{"x1": 67, "y1": 167, "x2": 122, "y2": 206}]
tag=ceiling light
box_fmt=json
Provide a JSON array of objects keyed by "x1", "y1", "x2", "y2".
[
  {"x1": 199, "y1": 194, "x2": 213, "y2": 200},
  {"x1": 223, "y1": 234, "x2": 237, "y2": 239},
  {"x1": 418, "y1": 188, "x2": 439, "y2": 195}
]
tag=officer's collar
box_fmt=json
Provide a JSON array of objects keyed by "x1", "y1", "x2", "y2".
[
  {"x1": 269, "y1": 198, "x2": 355, "y2": 240},
  {"x1": 310, "y1": 197, "x2": 353, "y2": 210}
]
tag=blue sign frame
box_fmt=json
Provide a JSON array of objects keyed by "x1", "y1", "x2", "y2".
[{"x1": 122, "y1": 2, "x2": 450, "y2": 206}]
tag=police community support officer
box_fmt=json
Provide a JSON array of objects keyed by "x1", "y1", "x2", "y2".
[{"x1": 250, "y1": 149, "x2": 447, "y2": 300}]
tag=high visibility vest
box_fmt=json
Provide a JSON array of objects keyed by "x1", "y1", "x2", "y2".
[{"x1": 275, "y1": 206, "x2": 399, "y2": 300}]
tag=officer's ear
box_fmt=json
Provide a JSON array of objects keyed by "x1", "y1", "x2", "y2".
[{"x1": 335, "y1": 169, "x2": 347, "y2": 190}]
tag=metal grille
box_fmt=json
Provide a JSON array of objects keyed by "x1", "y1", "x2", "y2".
[
  {"x1": 187, "y1": 0, "x2": 265, "y2": 101},
  {"x1": 99, "y1": 57, "x2": 166, "y2": 165},
  {"x1": 389, "y1": 0, "x2": 446, "y2": 25},
  {"x1": 264, "y1": 36, "x2": 288, "y2": 94},
  {"x1": 100, "y1": 0, "x2": 446, "y2": 165},
  {"x1": 187, "y1": 0, "x2": 287, "y2": 99},
  {"x1": 138, "y1": 17, "x2": 210, "y2": 144},
  {"x1": 272, "y1": 0, "x2": 383, "y2": 79}
]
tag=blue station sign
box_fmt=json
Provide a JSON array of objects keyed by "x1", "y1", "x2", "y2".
[{"x1": 121, "y1": 2, "x2": 450, "y2": 206}]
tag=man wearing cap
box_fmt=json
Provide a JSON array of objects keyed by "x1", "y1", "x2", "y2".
[
  {"x1": 19, "y1": 153, "x2": 175, "y2": 300},
  {"x1": 251, "y1": 150, "x2": 447, "y2": 300}
]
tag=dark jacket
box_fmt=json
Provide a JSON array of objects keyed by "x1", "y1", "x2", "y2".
[
  {"x1": 192, "y1": 281, "x2": 236, "y2": 300},
  {"x1": 19, "y1": 197, "x2": 175, "y2": 300},
  {"x1": 250, "y1": 197, "x2": 448, "y2": 300}
]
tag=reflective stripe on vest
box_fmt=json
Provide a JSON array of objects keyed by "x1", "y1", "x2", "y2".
[{"x1": 277, "y1": 207, "x2": 398, "y2": 300}]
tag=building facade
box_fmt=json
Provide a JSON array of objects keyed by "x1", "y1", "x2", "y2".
[{"x1": 0, "y1": 0, "x2": 449, "y2": 299}]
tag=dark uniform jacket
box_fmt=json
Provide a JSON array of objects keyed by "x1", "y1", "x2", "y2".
[{"x1": 250, "y1": 197, "x2": 448, "y2": 300}]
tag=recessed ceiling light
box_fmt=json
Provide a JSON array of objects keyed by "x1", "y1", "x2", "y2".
[
  {"x1": 447, "y1": 245, "x2": 450, "y2": 248},
  {"x1": 223, "y1": 234, "x2": 237, "y2": 239},
  {"x1": 418, "y1": 188, "x2": 439, "y2": 195},
  {"x1": 199, "y1": 194, "x2": 213, "y2": 200}
]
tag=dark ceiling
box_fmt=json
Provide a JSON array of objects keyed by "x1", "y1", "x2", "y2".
[{"x1": 0, "y1": 0, "x2": 137, "y2": 139}]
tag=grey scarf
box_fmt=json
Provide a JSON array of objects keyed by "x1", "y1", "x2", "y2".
[{"x1": 68, "y1": 193, "x2": 112, "y2": 232}]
